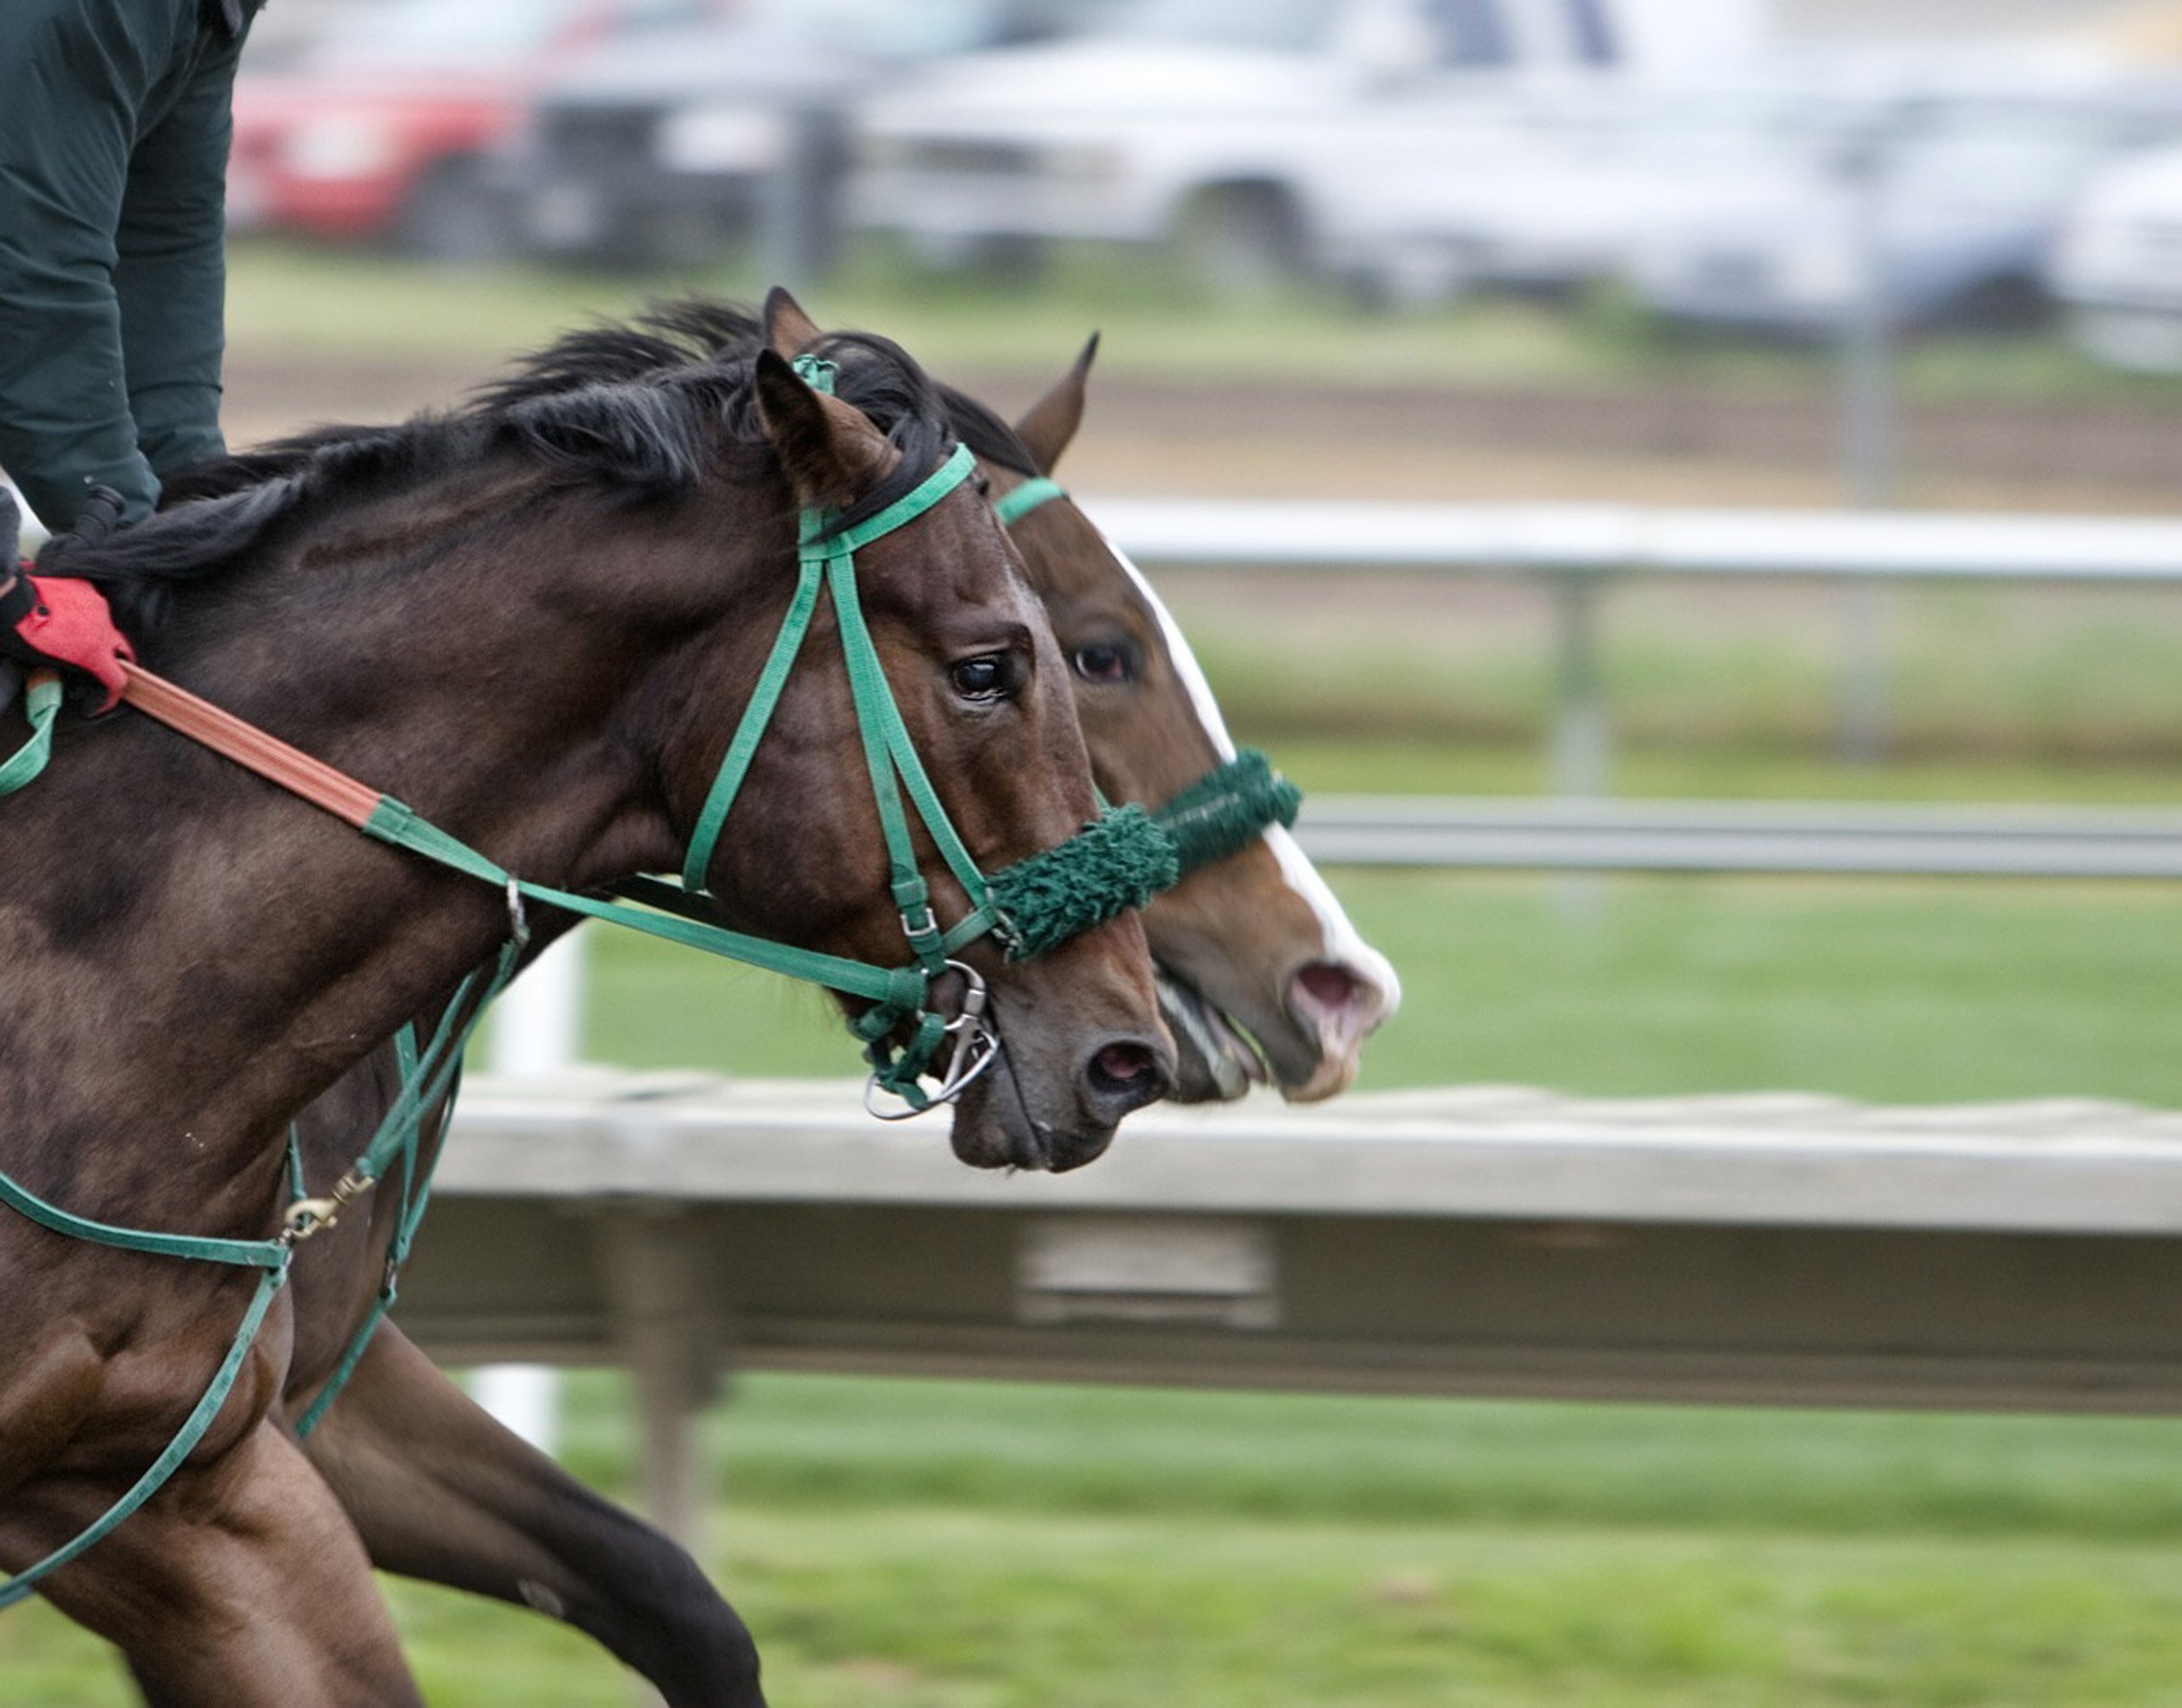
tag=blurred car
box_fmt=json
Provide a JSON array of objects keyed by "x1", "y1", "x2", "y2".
[
  {"x1": 1623, "y1": 90, "x2": 2173, "y2": 337},
  {"x1": 845, "y1": 0, "x2": 1648, "y2": 291},
  {"x1": 228, "y1": 0, "x2": 725, "y2": 261},
  {"x1": 1312, "y1": 88, "x2": 1733, "y2": 306},
  {"x1": 504, "y1": 0, "x2": 1097, "y2": 270},
  {"x1": 2051, "y1": 141, "x2": 2182, "y2": 372}
]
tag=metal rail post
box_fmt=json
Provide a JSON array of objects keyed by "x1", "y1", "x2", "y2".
[
  {"x1": 1549, "y1": 568, "x2": 1611, "y2": 922},
  {"x1": 472, "y1": 930, "x2": 589, "y2": 1455},
  {"x1": 1548, "y1": 569, "x2": 1612, "y2": 801},
  {"x1": 1836, "y1": 120, "x2": 1899, "y2": 764}
]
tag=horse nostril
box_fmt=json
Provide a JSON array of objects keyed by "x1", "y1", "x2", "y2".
[
  {"x1": 1295, "y1": 961, "x2": 1366, "y2": 1014},
  {"x1": 1289, "y1": 959, "x2": 1389, "y2": 1059},
  {"x1": 1084, "y1": 1038, "x2": 1170, "y2": 1116}
]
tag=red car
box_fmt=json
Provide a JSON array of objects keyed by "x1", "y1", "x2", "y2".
[{"x1": 228, "y1": 0, "x2": 730, "y2": 259}]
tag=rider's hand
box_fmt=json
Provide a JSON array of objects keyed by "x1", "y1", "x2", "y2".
[{"x1": 0, "y1": 488, "x2": 134, "y2": 714}]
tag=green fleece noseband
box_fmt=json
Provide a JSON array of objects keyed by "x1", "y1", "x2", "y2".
[
  {"x1": 987, "y1": 801, "x2": 1179, "y2": 959},
  {"x1": 1151, "y1": 748, "x2": 1302, "y2": 875}
]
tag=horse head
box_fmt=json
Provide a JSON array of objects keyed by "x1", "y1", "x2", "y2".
[
  {"x1": 960, "y1": 342, "x2": 1400, "y2": 1102},
  {"x1": 678, "y1": 344, "x2": 1172, "y2": 1168},
  {"x1": 758, "y1": 289, "x2": 1397, "y2": 1103}
]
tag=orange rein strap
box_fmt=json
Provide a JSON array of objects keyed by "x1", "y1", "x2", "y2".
[{"x1": 120, "y1": 662, "x2": 382, "y2": 827}]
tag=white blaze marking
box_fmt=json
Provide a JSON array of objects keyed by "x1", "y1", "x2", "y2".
[{"x1": 1098, "y1": 530, "x2": 1402, "y2": 1016}]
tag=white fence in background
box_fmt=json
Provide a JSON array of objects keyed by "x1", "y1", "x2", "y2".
[
  {"x1": 1094, "y1": 497, "x2": 2182, "y2": 795},
  {"x1": 1091, "y1": 498, "x2": 2182, "y2": 583}
]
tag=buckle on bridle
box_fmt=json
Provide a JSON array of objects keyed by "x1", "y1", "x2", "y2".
[{"x1": 863, "y1": 959, "x2": 1000, "y2": 1121}]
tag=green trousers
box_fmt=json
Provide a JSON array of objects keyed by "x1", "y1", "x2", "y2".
[{"x1": 0, "y1": 0, "x2": 255, "y2": 532}]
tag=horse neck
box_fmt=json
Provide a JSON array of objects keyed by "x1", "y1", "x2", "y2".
[{"x1": 0, "y1": 473, "x2": 778, "y2": 1229}]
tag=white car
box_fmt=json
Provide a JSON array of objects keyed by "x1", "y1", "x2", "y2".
[
  {"x1": 2051, "y1": 141, "x2": 2182, "y2": 372},
  {"x1": 1315, "y1": 85, "x2": 1791, "y2": 305},
  {"x1": 846, "y1": 0, "x2": 1749, "y2": 290},
  {"x1": 1631, "y1": 86, "x2": 2180, "y2": 337}
]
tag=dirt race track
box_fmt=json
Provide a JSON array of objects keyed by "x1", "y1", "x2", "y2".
[{"x1": 225, "y1": 348, "x2": 2182, "y2": 516}]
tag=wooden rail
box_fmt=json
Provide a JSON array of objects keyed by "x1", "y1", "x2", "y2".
[{"x1": 397, "y1": 1074, "x2": 2182, "y2": 1544}]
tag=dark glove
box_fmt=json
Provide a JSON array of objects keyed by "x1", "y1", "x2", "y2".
[{"x1": 0, "y1": 489, "x2": 135, "y2": 714}]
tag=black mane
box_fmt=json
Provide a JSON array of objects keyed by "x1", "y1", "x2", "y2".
[
  {"x1": 69, "y1": 297, "x2": 968, "y2": 635},
  {"x1": 476, "y1": 296, "x2": 1045, "y2": 478}
]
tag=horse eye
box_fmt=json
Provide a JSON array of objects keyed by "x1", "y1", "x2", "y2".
[
  {"x1": 1070, "y1": 643, "x2": 1133, "y2": 684},
  {"x1": 950, "y1": 654, "x2": 1010, "y2": 701}
]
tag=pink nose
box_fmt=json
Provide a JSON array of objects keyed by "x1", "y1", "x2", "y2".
[
  {"x1": 1295, "y1": 961, "x2": 1368, "y2": 1015},
  {"x1": 1288, "y1": 958, "x2": 1390, "y2": 1072}
]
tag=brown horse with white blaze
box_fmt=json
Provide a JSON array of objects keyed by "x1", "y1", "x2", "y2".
[
  {"x1": 0, "y1": 318, "x2": 1167, "y2": 1703},
  {"x1": 958, "y1": 327, "x2": 1400, "y2": 1101}
]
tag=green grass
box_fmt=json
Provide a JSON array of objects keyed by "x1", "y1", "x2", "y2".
[
  {"x1": 1167, "y1": 576, "x2": 2182, "y2": 770},
  {"x1": 576, "y1": 872, "x2": 2182, "y2": 1107},
  {"x1": 226, "y1": 237, "x2": 2182, "y2": 407},
  {"x1": 17, "y1": 1378, "x2": 2182, "y2": 1703}
]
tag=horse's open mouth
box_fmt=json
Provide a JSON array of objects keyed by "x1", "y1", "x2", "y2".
[{"x1": 1154, "y1": 968, "x2": 1270, "y2": 1101}]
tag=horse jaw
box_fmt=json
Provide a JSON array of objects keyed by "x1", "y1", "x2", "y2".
[{"x1": 1259, "y1": 824, "x2": 1401, "y2": 1101}]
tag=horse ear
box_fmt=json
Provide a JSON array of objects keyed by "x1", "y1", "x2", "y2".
[
  {"x1": 1012, "y1": 333, "x2": 1098, "y2": 475},
  {"x1": 763, "y1": 285, "x2": 823, "y2": 360},
  {"x1": 753, "y1": 347, "x2": 893, "y2": 509}
]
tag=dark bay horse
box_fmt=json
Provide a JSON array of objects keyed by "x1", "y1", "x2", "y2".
[
  {"x1": 0, "y1": 320, "x2": 1171, "y2": 1702},
  {"x1": 211, "y1": 296, "x2": 1396, "y2": 1708}
]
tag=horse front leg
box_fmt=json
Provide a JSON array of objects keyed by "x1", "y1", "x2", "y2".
[
  {"x1": 29, "y1": 1419, "x2": 422, "y2": 1708},
  {"x1": 297, "y1": 1324, "x2": 766, "y2": 1708}
]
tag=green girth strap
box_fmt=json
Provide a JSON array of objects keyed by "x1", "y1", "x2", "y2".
[
  {"x1": 0, "y1": 671, "x2": 60, "y2": 797},
  {"x1": 292, "y1": 1026, "x2": 435, "y2": 1440},
  {"x1": 0, "y1": 1164, "x2": 288, "y2": 1271},
  {"x1": 0, "y1": 1147, "x2": 290, "y2": 1610}
]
